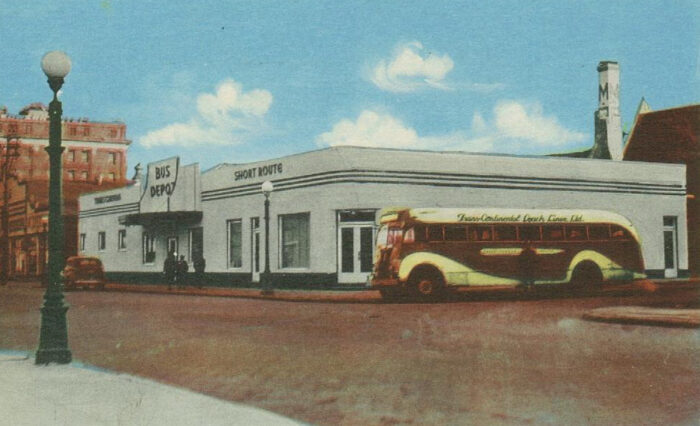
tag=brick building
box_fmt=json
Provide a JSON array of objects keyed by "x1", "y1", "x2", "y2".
[
  {"x1": 623, "y1": 103, "x2": 699, "y2": 277},
  {"x1": 0, "y1": 103, "x2": 130, "y2": 279}
]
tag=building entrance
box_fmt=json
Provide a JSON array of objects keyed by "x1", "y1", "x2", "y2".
[
  {"x1": 663, "y1": 216, "x2": 678, "y2": 278},
  {"x1": 337, "y1": 210, "x2": 376, "y2": 284},
  {"x1": 251, "y1": 217, "x2": 261, "y2": 283}
]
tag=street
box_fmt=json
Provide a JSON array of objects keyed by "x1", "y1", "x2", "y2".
[{"x1": 2, "y1": 282, "x2": 699, "y2": 425}]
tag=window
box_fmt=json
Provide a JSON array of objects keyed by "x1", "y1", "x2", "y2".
[
  {"x1": 69, "y1": 126, "x2": 77, "y2": 136},
  {"x1": 428, "y1": 225, "x2": 444, "y2": 241},
  {"x1": 228, "y1": 219, "x2": 242, "y2": 268},
  {"x1": 142, "y1": 233, "x2": 156, "y2": 264},
  {"x1": 566, "y1": 225, "x2": 586, "y2": 240},
  {"x1": 109, "y1": 129, "x2": 118, "y2": 138},
  {"x1": 81, "y1": 150, "x2": 89, "y2": 162},
  {"x1": 79, "y1": 233, "x2": 86, "y2": 251},
  {"x1": 107, "y1": 152, "x2": 116, "y2": 164},
  {"x1": 588, "y1": 225, "x2": 609, "y2": 240},
  {"x1": 611, "y1": 225, "x2": 630, "y2": 239},
  {"x1": 80, "y1": 171, "x2": 88, "y2": 181},
  {"x1": 68, "y1": 150, "x2": 76, "y2": 162},
  {"x1": 82, "y1": 126, "x2": 90, "y2": 136},
  {"x1": 280, "y1": 213, "x2": 310, "y2": 268},
  {"x1": 118, "y1": 229, "x2": 126, "y2": 250},
  {"x1": 470, "y1": 225, "x2": 492, "y2": 241},
  {"x1": 444, "y1": 225, "x2": 467, "y2": 241},
  {"x1": 98, "y1": 231, "x2": 106, "y2": 251},
  {"x1": 518, "y1": 225, "x2": 541, "y2": 241},
  {"x1": 543, "y1": 226, "x2": 564, "y2": 241},
  {"x1": 494, "y1": 225, "x2": 517, "y2": 241},
  {"x1": 108, "y1": 172, "x2": 115, "y2": 181},
  {"x1": 67, "y1": 170, "x2": 75, "y2": 180}
]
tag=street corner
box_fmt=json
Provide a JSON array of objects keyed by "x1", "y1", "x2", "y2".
[
  {"x1": 0, "y1": 351, "x2": 304, "y2": 426},
  {"x1": 582, "y1": 306, "x2": 700, "y2": 328}
]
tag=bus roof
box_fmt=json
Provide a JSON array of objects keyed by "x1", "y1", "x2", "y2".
[{"x1": 379, "y1": 207, "x2": 636, "y2": 231}]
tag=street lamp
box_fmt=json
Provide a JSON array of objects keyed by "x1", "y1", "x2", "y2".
[
  {"x1": 35, "y1": 51, "x2": 72, "y2": 365},
  {"x1": 40, "y1": 216, "x2": 48, "y2": 288},
  {"x1": 260, "y1": 180, "x2": 273, "y2": 295}
]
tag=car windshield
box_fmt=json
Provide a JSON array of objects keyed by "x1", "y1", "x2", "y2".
[{"x1": 74, "y1": 259, "x2": 100, "y2": 267}]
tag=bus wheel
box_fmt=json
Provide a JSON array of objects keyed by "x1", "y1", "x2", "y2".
[
  {"x1": 570, "y1": 262, "x2": 603, "y2": 288},
  {"x1": 409, "y1": 268, "x2": 444, "y2": 300}
]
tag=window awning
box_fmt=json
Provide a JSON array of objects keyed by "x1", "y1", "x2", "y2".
[{"x1": 118, "y1": 211, "x2": 203, "y2": 226}]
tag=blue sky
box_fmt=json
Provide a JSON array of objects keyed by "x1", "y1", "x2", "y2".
[{"x1": 1, "y1": 1, "x2": 697, "y2": 171}]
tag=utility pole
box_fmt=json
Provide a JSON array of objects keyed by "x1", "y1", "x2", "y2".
[{"x1": 0, "y1": 134, "x2": 20, "y2": 286}]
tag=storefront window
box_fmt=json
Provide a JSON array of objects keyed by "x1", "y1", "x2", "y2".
[
  {"x1": 142, "y1": 233, "x2": 156, "y2": 264},
  {"x1": 280, "y1": 213, "x2": 309, "y2": 268},
  {"x1": 79, "y1": 233, "x2": 86, "y2": 251},
  {"x1": 98, "y1": 232, "x2": 106, "y2": 251},
  {"x1": 118, "y1": 229, "x2": 126, "y2": 250},
  {"x1": 228, "y1": 220, "x2": 242, "y2": 268}
]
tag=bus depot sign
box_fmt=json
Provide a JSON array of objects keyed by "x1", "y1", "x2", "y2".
[{"x1": 140, "y1": 157, "x2": 195, "y2": 214}]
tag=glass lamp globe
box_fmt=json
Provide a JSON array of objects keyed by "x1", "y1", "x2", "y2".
[
  {"x1": 261, "y1": 180, "x2": 274, "y2": 196},
  {"x1": 41, "y1": 51, "x2": 72, "y2": 79}
]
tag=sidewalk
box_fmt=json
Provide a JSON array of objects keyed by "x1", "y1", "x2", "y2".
[
  {"x1": 583, "y1": 306, "x2": 700, "y2": 328},
  {"x1": 0, "y1": 350, "x2": 303, "y2": 426}
]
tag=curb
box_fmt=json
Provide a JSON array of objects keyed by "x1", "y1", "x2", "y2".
[{"x1": 583, "y1": 306, "x2": 700, "y2": 328}]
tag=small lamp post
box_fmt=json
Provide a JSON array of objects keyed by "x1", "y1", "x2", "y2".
[
  {"x1": 260, "y1": 180, "x2": 273, "y2": 295},
  {"x1": 35, "y1": 51, "x2": 72, "y2": 365}
]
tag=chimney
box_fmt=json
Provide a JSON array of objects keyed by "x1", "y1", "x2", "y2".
[{"x1": 590, "y1": 61, "x2": 622, "y2": 160}]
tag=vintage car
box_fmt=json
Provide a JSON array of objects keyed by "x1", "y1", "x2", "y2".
[{"x1": 62, "y1": 256, "x2": 106, "y2": 290}]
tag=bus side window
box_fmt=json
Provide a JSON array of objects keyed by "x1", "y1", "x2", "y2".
[
  {"x1": 444, "y1": 225, "x2": 467, "y2": 241},
  {"x1": 472, "y1": 225, "x2": 492, "y2": 241},
  {"x1": 611, "y1": 225, "x2": 629, "y2": 239},
  {"x1": 428, "y1": 225, "x2": 444, "y2": 241},
  {"x1": 518, "y1": 225, "x2": 541, "y2": 241},
  {"x1": 413, "y1": 225, "x2": 427, "y2": 242},
  {"x1": 494, "y1": 225, "x2": 517, "y2": 241},
  {"x1": 588, "y1": 225, "x2": 609, "y2": 240},
  {"x1": 543, "y1": 225, "x2": 564, "y2": 241},
  {"x1": 566, "y1": 225, "x2": 586, "y2": 240}
]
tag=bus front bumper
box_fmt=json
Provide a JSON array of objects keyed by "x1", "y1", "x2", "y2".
[{"x1": 367, "y1": 274, "x2": 402, "y2": 289}]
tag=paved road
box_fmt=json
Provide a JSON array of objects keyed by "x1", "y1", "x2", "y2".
[{"x1": 2, "y1": 282, "x2": 698, "y2": 425}]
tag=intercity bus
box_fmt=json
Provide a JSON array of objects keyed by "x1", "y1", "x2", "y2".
[{"x1": 369, "y1": 207, "x2": 646, "y2": 299}]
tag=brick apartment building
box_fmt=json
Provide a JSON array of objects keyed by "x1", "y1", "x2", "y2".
[{"x1": 0, "y1": 103, "x2": 130, "y2": 279}]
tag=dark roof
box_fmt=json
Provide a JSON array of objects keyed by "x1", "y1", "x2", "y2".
[{"x1": 623, "y1": 104, "x2": 700, "y2": 164}]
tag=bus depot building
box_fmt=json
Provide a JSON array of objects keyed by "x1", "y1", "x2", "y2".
[{"x1": 77, "y1": 146, "x2": 689, "y2": 288}]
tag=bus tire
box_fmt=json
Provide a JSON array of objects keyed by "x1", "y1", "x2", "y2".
[
  {"x1": 408, "y1": 266, "x2": 445, "y2": 300},
  {"x1": 570, "y1": 262, "x2": 603, "y2": 288}
]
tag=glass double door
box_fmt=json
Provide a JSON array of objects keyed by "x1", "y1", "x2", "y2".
[{"x1": 338, "y1": 223, "x2": 374, "y2": 283}]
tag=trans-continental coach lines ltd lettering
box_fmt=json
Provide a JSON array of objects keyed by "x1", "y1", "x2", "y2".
[{"x1": 457, "y1": 213, "x2": 584, "y2": 223}]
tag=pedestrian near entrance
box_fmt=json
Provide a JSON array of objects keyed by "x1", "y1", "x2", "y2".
[
  {"x1": 163, "y1": 252, "x2": 176, "y2": 290},
  {"x1": 518, "y1": 241, "x2": 537, "y2": 290},
  {"x1": 193, "y1": 255, "x2": 206, "y2": 289},
  {"x1": 176, "y1": 255, "x2": 189, "y2": 289}
]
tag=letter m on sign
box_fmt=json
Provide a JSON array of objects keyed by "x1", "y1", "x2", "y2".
[{"x1": 599, "y1": 83, "x2": 609, "y2": 102}]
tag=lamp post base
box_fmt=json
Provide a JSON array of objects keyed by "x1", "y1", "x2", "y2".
[
  {"x1": 35, "y1": 301, "x2": 71, "y2": 365},
  {"x1": 259, "y1": 272, "x2": 274, "y2": 295}
]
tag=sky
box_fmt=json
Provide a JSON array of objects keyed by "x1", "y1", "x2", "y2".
[{"x1": 1, "y1": 1, "x2": 697, "y2": 172}]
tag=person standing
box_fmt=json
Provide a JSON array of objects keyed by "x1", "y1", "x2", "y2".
[
  {"x1": 176, "y1": 254, "x2": 189, "y2": 289},
  {"x1": 193, "y1": 255, "x2": 206, "y2": 289},
  {"x1": 163, "y1": 252, "x2": 176, "y2": 291}
]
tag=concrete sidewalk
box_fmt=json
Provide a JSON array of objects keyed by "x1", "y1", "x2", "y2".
[
  {"x1": 583, "y1": 306, "x2": 700, "y2": 328},
  {"x1": 0, "y1": 351, "x2": 303, "y2": 426}
]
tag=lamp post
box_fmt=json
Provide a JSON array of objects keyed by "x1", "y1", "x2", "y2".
[
  {"x1": 40, "y1": 216, "x2": 48, "y2": 287},
  {"x1": 35, "y1": 51, "x2": 72, "y2": 365},
  {"x1": 260, "y1": 180, "x2": 273, "y2": 295}
]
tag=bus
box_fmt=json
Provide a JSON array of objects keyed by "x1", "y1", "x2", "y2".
[{"x1": 369, "y1": 207, "x2": 646, "y2": 299}]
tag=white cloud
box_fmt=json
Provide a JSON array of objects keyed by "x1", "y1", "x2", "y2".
[
  {"x1": 371, "y1": 42, "x2": 454, "y2": 92},
  {"x1": 317, "y1": 101, "x2": 587, "y2": 155},
  {"x1": 492, "y1": 100, "x2": 587, "y2": 146},
  {"x1": 140, "y1": 79, "x2": 273, "y2": 148}
]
